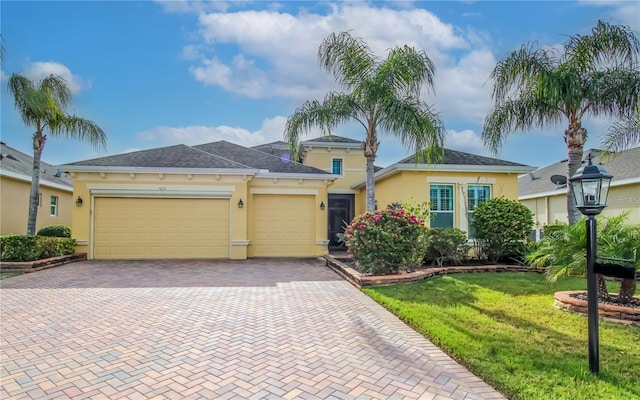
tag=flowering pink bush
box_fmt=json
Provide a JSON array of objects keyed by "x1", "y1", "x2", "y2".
[{"x1": 341, "y1": 207, "x2": 425, "y2": 275}]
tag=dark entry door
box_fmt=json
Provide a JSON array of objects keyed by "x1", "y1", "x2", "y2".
[{"x1": 328, "y1": 194, "x2": 354, "y2": 250}]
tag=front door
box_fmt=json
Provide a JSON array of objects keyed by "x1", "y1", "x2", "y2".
[{"x1": 328, "y1": 194, "x2": 354, "y2": 250}]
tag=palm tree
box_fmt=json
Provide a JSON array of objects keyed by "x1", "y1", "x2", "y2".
[
  {"x1": 483, "y1": 20, "x2": 640, "y2": 224},
  {"x1": 8, "y1": 73, "x2": 107, "y2": 235},
  {"x1": 284, "y1": 32, "x2": 445, "y2": 211}
]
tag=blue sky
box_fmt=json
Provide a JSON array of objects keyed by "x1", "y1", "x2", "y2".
[{"x1": 2, "y1": 1, "x2": 638, "y2": 169}]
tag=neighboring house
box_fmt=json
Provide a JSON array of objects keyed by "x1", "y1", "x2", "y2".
[
  {"x1": 0, "y1": 142, "x2": 73, "y2": 235},
  {"x1": 60, "y1": 136, "x2": 534, "y2": 259},
  {"x1": 519, "y1": 147, "x2": 640, "y2": 237}
]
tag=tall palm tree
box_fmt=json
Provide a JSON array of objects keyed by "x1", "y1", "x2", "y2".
[
  {"x1": 284, "y1": 32, "x2": 445, "y2": 211},
  {"x1": 8, "y1": 73, "x2": 107, "y2": 235},
  {"x1": 483, "y1": 20, "x2": 639, "y2": 224}
]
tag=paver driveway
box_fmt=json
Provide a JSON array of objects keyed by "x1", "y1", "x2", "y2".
[{"x1": 1, "y1": 259, "x2": 506, "y2": 400}]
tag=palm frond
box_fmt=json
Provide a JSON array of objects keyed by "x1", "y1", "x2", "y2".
[
  {"x1": 284, "y1": 92, "x2": 362, "y2": 160},
  {"x1": 54, "y1": 116, "x2": 107, "y2": 152},
  {"x1": 377, "y1": 45, "x2": 436, "y2": 98},
  {"x1": 378, "y1": 95, "x2": 444, "y2": 162},
  {"x1": 601, "y1": 113, "x2": 640, "y2": 152},
  {"x1": 318, "y1": 31, "x2": 376, "y2": 90},
  {"x1": 489, "y1": 42, "x2": 554, "y2": 102},
  {"x1": 581, "y1": 69, "x2": 640, "y2": 119},
  {"x1": 566, "y1": 20, "x2": 640, "y2": 71},
  {"x1": 482, "y1": 94, "x2": 563, "y2": 155}
]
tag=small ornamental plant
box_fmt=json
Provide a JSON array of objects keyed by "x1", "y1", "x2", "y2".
[{"x1": 341, "y1": 207, "x2": 425, "y2": 275}]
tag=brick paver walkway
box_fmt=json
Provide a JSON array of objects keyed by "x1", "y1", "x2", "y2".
[{"x1": 1, "y1": 259, "x2": 506, "y2": 399}]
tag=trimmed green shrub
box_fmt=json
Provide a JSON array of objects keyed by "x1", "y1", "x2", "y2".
[
  {"x1": 472, "y1": 197, "x2": 534, "y2": 263},
  {"x1": 341, "y1": 207, "x2": 425, "y2": 275},
  {"x1": 0, "y1": 235, "x2": 39, "y2": 261},
  {"x1": 1, "y1": 235, "x2": 76, "y2": 261},
  {"x1": 36, "y1": 224, "x2": 71, "y2": 238},
  {"x1": 424, "y1": 228, "x2": 470, "y2": 267}
]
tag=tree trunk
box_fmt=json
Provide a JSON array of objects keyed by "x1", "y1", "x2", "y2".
[
  {"x1": 564, "y1": 119, "x2": 587, "y2": 225},
  {"x1": 618, "y1": 279, "x2": 637, "y2": 304},
  {"x1": 27, "y1": 130, "x2": 46, "y2": 235},
  {"x1": 597, "y1": 274, "x2": 610, "y2": 301},
  {"x1": 363, "y1": 126, "x2": 379, "y2": 212}
]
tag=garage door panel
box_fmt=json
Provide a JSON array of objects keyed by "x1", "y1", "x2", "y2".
[
  {"x1": 252, "y1": 195, "x2": 314, "y2": 257},
  {"x1": 94, "y1": 198, "x2": 229, "y2": 259}
]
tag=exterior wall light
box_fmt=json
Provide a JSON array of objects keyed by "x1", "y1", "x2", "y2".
[
  {"x1": 238, "y1": 199, "x2": 244, "y2": 209},
  {"x1": 568, "y1": 154, "x2": 612, "y2": 375},
  {"x1": 75, "y1": 196, "x2": 83, "y2": 207},
  {"x1": 320, "y1": 201, "x2": 325, "y2": 211}
]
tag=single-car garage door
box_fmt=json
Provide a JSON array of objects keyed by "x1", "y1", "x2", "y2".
[
  {"x1": 252, "y1": 195, "x2": 314, "y2": 257},
  {"x1": 93, "y1": 197, "x2": 230, "y2": 259}
]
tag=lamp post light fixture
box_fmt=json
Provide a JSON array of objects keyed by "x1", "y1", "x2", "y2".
[{"x1": 568, "y1": 154, "x2": 612, "y2": 375}]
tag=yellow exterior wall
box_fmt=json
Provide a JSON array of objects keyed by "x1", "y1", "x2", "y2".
[
  {"x1": 0, "y1": 176, "x2": 72, "y2": 235},
  {"x1": 522, "y1": 182, "x2": 640, "y2": 228},
  {"x1": 368, "y1": 170, "x2": 521, "y2": 233},
  {"x1": 302, "y1": 146, "x2": 366, "y2": 215},
  {"x1": 70, "y1": 171, "x2": 329, "y2": 259}
]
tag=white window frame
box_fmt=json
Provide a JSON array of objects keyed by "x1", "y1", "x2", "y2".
[
  {"x1": 331, "y1": 158, "x2": 343, "y2": 175},
  {"x1": 429, "y1": 184, "x2": 454, "y2": 228},
  {"x1": 50, "y1": 195, "x2": 58, "y2": 216},
  {"x1": 467, "y1": 184, "x2": 492, "y2": 238}
]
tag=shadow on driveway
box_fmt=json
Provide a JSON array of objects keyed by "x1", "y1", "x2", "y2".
[{"x1": 0, "y1": 258, "x2": 342, "y2": 289}]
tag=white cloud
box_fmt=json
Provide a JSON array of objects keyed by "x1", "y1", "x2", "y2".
[
  {"x1": 435, "y1": 49, "x2": 497, "y2": 124},
  {"x1": 579, "y1": 1, "x2": 640, "y2": 31},
  {"x1": 21, "y1": 61, "x2": 91, "y2": 94},
  {"x1": 444, "y1": 129, "x2": 488, "y2": 155},
  {"x1": 136, "y1": 116, "x2": 322, "y2": 147},
  {"x1": 184, "y1": 4, "x2": 468, "y2": 100}
]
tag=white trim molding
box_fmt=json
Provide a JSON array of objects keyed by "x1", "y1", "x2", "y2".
[
  {"x1": 0, "y1": 170, "x2": 73, "y2": 192},
  {"x1": 250, "y1": 188, "x2": 319, "y2": 195}
]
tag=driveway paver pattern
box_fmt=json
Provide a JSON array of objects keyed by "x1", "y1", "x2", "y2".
[{"x1": 1, "y1": 259, "x2": 506, "y2": 400}]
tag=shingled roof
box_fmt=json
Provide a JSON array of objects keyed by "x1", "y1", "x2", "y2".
[
  {"x1": 0, "y1": 142, "x2": 72, "y2": 190},
  {"x1": 398, "y1": 148, "x2": 531, "y2": 167},
  {"x1": 194, "y1": 141, "x2": 328, "y2": 174},
  {"x1": 62, "y1": 141, "x2": 331, "y2": 176},
  {"x1": 65, "y1": 144, "x2": 250, "y2": 169},
  {"x1": 302, "y1": 135, "x2": 362, "y2": 145},
  {"x1": 519, "y1": 147, "x2": 640, "y2": 198}
]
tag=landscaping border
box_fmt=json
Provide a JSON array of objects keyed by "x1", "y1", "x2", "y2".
[
  {"x1": 324, "y1": 254, "x2": 543, "y2": 288},
  {"x1": 0, "y1": 253, "x2": 87, "y2": 273},
  {"x1": 555, "y1": 290, "x2": 639, "y2": 325}
]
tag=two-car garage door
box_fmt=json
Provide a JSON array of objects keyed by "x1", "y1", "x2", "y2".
[{"x1": 93, "y1": 197, "x2": 230, "y2": 259}]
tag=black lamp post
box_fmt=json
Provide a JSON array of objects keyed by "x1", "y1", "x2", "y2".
[{"x1": 568, "y1": 154, "x2": 612, "y2": 375}]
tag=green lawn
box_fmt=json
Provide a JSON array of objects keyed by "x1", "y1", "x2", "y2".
[
  {"x1": 0, "y1": 272, "x2": 23, "y2": 280},
  {"x1": 363, "y1": 273, "x2": 640, "y2": 400}
]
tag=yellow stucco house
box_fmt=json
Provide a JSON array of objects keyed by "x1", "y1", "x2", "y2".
[
  {"x1": 0, "y1": 142, "x2": 73, "y2": 235},
  {"x1": 60, "y1": 136, "x2": 534, "y2": 259},
  {"x1": 519, "y1": 147, "x2": 640, "y2": 238}
]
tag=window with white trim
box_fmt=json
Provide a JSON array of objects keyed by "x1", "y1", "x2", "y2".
[
  {"x1": 467, "y1": 185, "x2": 491, "y2": 238},
  {"x1": 429, "y1": 184, "x2": 454, "y2": 228},
  {"x1": 332, "y1": 159, "x2": 343, "y2": 175},
  {"x1": 50, "y1": 195, "x2": 58, "y2": 216}
]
